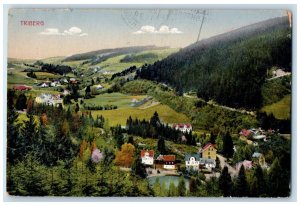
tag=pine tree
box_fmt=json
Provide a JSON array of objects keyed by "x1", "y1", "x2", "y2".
[
  {"x1": 157, "y1": 137, "x2": 166, "y2": 154},
  {"x1": 15, "y1": 93, "x2": 27, "y2": 111},
  {"x1": 267, "y1": 158, "x2": 285, "y2": 197},
  {"x1": 223, "y1": 131, "x2": 234, "y2": 158},
  {"x1": 131, "y1": 157, "x2": 147, "y2": 178},
  {"x1": 218, "y1": 166, "x2": 232, "y2": 197},
  {"x1": 189, "y1": 177, "x2": 198, "y2": 196},
  {"x1": 235, "y1": 165, "x2": 249, "y2": 197},
  {"x1": 7, "y1": 107, "x2": 21, "y2": 164},
  {"x1": 177, "y1": 176, "x2": 186, "y2": 196},
  {"x1": 249, "y1": 165, "x2": 266, "y2": 197},
  {"x1": 150, "y1": 111, "x2": 161, "y2": 128}
]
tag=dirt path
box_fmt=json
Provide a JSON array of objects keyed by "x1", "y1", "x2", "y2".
[{"x1": 217, "y1": 154, "x2": 238, "y2": 177}]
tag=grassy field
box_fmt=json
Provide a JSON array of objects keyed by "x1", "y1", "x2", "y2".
[
  {"x1": 7, "y1": 72, "x2": 37, "y2": 86},
  {"x1": 92, "y1": 48, "x2": 179, "y2": 73},
  {"x1": 261, "y1": 94, "x2": 291, "y2": 120},
  {"x1": 84, "y1": 92, "x2": 147, "y2": 108},
  {"x1": 91, "y1": 103, "x2": 190, "y2": 126},
  {"x1": 35, "y1": 72, "x2": 61, "y2": 80}
]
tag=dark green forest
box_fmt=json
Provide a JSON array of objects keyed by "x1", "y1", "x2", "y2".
[{"x1": 136, "y1": 18, "x2": 291, "y2": 109}]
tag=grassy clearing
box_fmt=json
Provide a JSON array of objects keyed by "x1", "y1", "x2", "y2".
[
  {"x1": 84, "y1": 92, "x2": 146, "y2": 108},
  {"x1": 7, "y1": 72, "x2": 37, "y2": 86},
  {"x1": 35, "y1": 72, "x2": 61, "y2": 80},
  {"x1": 261, "y1": 94, "x2": 291, "y2": 120},
  {"x1": 91, "y1": 103, "x2": 190, "y2": 126}
]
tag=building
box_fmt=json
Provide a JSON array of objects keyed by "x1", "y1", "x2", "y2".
[
  {"x1": 185, "y1": 154, "x2": 201, "y2": 171},
  {"x1": 155, "y1": 155, "x2": 176, "y2": 170},
  {"x1": 236, "y1": 160, "x2": 253, "y2": 171},
  {"x1": 185, "y1": 153, "x2": 216, "y2": 171},
  {"x1": 13, "y1": 85, "x2": 32, "y2": 91},
  {"x1": 199, "y1": 158, "x2": 216, "y2": 170},
  {"x1": 35, "y1": 93, "x2": 63, "y2": 107},
  {"x1": 140, "y1": 150, "x2": 154, "y2": 165},
  {"x1": 172, "y1": 123, "x2": 192, "y2": 133},
  {"x1": 199, "y1": 143, "x2": 217, "y2": 160}
]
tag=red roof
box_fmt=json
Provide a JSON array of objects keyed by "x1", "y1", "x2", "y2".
[
  {"x1": 239, "y1": 129, "x2": 252, "y2": 137},
  {"x1": 140, "y1": 150, "x2": 154, "y2": 158},
  {"x1": 13, "y1": 85, "x2": 32, "y2": 91},
  {"x1": 173, "y1": 123, "x2": 192, "y2": 128},
  {"x1": 202, "y1": 143, "x2": 216, "y2": 151},
  {"x1": 161, "y1": 155, "x2": 176, "y2": 162}
]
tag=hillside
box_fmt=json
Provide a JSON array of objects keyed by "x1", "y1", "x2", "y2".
[
  {"x1": 136, "y1": 16, "x2": 292, "y2": 110},
  {"x1": 63, "y1": 45, "x2": 168, "y2": 63}
]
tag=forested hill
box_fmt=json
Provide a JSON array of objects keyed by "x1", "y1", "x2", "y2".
[{"x1": 136, "y1": 16, "x2": 292, "y2": 110}]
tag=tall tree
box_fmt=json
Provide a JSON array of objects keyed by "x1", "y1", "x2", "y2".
[
  {"x1": 7, "y1": 107, "x2": 21, "y2": 164},
  {"x1": 249, "y1": 165, "x2": 266, "y2": 197},
  {"x1": 131, "y1": 157, "x2": 147, "y2": 178},
  {"x1": 189, "y1": 177, "x2": 198, "y2": 196},
  {"x1": 15, "y1": 93, "x2": 27, "y2": 111},
  {"x1": 219, "y1": 166, "x2": 232, "y2": 197},
  {"x1": 234, "y1": 165, "x2": 249, "y2": 197},
  {"x1": 267, "y1": 158, "x2": 286, "y2": 197},
  {"x1": 150, "y1": 111, "x2": 161, "y2": 128},
  {"x1": 223, "y1": 131, "x2": 234, "y2": 158},
  {"x1": 157, "y1": 137, "x2": 166, "y2": 155},
  {"x1": 114, "y1": 143, "x2": 135, "y2": 168},
  {"x1": 177, "y1": 176, "x2": 186, "y2": 196}
]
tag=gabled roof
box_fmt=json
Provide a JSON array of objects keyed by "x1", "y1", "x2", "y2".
[
  {"x1": 202, "y1": 143, "x2": 216, "y2": 152},
  {"x1": 157, "y1": 155, "x2": 175, "y2": 161},
  {"x1": 252, "y1": 152, "x2": 262, "y2": 158},
  {"x1": 185, "y1": 153, "x2": 200, "y2": 161},
  {"x1": 172, "y1": 123, "x2": 192, "y2": 128},
  {"x1": 140, "y1": 150, "x2": 154, "y2": 158}
]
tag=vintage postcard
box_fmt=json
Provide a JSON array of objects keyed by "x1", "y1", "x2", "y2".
[{"x1": 6, "y1": 8, "x2": 292, "y2": 197}]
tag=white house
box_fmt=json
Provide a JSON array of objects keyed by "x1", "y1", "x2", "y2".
[
  {"x1": 185, "y1": 154, "x2": 201, "y2": 171},
  {"x1": 35, "y1": 93, "x2": 63, "y2": 107},
  {"x1": 172, "y1": 123, "x2": 192, "y2": 133},
  {"x1": 141, "y1": 150, "x2": 154, "y2": 165}
]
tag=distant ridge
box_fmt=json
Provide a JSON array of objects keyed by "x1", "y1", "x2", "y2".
[
  {"x1": 184, "y1": 16, "x2": 290, "y2": 51},
  {"x1": 63, "y1": 45, "x2": 169, "y2": 62}
]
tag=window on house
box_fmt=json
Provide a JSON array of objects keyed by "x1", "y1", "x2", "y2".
[
  {"x1": 208, "y1": 156, "x2": 211, "y2": 159},
  {"x1": 208, "y1": 152, "x2": 210, "y2": 155}
]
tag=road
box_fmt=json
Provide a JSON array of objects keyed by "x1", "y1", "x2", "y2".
[
  {"x1": 217, "y1": 154, "x2": 238, "y2": 177},
  {"x1": 183, "y1": 94, "x2": 255, "y2": 116}
]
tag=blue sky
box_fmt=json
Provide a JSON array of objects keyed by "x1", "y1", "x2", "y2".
[{"x1": 8, "y1": 9, "x2": 286, "y2": 59}]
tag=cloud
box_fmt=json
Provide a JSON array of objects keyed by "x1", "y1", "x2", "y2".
[
  {"x1": 40, "y1": 28, "x2": 61, "y2": 35},
  {"x1": 79, "y1": 33, "x2": 88, "y2": 37},
  {"x1": 40, "y1": 26, "x2": 87, "y2": 37},
  {"x1": 133, "y1": 25, "x2": 183, "y2": 34}
]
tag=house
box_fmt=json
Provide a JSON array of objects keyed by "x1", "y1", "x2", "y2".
[
  {"x1": 70, "y1": 78, "x2": 77, "y2": 84},
  {"x1": 140, "y1": 150, "x2": 154, "y2": 165},
  {"x1": 155, "y1": 155, "x2": 176, "y2": 170},
  {"x1": 40, "y1": 82, "x2": 49, "y2": 88},
  {"x1": 96, "y1": 84, "x2": 103, "y2": 90},
  {"x1": 199, "y1": 158, "x2": 216, "y2": 170},
  {"x1": 185, "y1": 154, "x2": 201, "y2": 171},
  {"x1": 13, "y1": 85, "x2": 32, "y2": 91},
  {"x1": 199, "y1": 143, "x2": 217, "y2": 160},
  {"x1": 172, "y1": 123, "x2": 192, "y2": 133},
  {"x1": 236, "y1": 160, "x2": 253, "y2": 171},
  {"x1": 62, "y1": 89, "x2": 71, "y2": 96},
  {"x1": 239, "y1": 129, "x2": 253, "y2": 138},
  {"x1": 252, "y1": 152, "x2": 267, "y2": 168},
  {"x1": 35, "y1": 93, "x2": 63, "y2": 107},
  {"x1": 185, "y1": 154, "x2": 216, "y2": 171}
]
